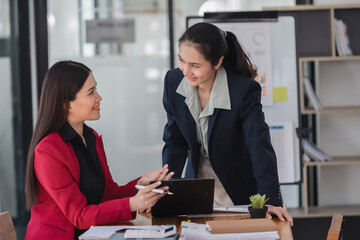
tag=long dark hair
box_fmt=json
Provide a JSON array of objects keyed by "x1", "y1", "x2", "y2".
[
  {"x1": 25, "y1": 60, "x2": 91, "y2": 209},
  {"x1": 179, "y1": 22, "x2": 257, "y2": 78}
]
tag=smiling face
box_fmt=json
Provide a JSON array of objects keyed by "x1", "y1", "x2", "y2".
[
  {"x1": 67, "y1": 73, "x2": 102, "y2": 124},
  {"x1": 178, "y1": 41, "x2": 223, "y2": 90}
]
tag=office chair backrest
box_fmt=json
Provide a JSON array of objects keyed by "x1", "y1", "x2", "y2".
[
  {"x1": 0, "y1": 211, "x2": 17, "y2": 240},
  {"x1": 326, "y1": 214, "x2": 343, "y2": 240}
]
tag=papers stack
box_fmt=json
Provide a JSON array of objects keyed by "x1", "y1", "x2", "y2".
[
  {"x1": 302, "y1": 139, "x2": 332, "y2": 162},
  {"x1": 334, "y1": 18, "x2": 353, "y2": 57},
  {"x1": 79, "y1": 225, "x2": 176, "y2": 240},
  {"x1": 303, "y1": 77, "x2": 323, "y2": 111},
  {"x1": 180, "y1": 220, "x2": 279, "y2": 240},
  {"x1": 124, "y1": 226, "x2": 176, "y2": 239}
]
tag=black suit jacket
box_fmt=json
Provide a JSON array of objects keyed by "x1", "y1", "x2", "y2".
[{"x1": 162, "y1": 67, "x2": 282, "y2": 206}]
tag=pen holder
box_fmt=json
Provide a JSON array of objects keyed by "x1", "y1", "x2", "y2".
[{"x1": 248, "y1": 206, "x2": 268, "y2": 219}]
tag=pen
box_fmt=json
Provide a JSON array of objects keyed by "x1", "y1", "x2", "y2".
[{"x1": 135, "y1": 185, "x2": 173, "y2": 195}]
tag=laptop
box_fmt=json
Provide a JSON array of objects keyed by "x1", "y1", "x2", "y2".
[{"x1": 150, "y1": 178, "x2": 215, "y2": 217}]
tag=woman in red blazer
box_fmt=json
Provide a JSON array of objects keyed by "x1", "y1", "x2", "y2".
[{"x1": 24, "y1": 61, "x2": 173, "y2": 240}]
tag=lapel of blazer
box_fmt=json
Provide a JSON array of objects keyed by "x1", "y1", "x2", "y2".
[
  {"x1": 182, "y1": 100, "x2": 198, "y2": 148},
  {"x1": 95, "y1": 135, "x2": 110, "y2": 184},
  {"x1": 208, "y1": 108, "x2": 220, "y2": 144},
  {"x1": 65, "y1": 141, "x2": 81, "y2": 185}
]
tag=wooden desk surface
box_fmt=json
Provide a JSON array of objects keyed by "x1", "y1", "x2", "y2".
[{"x1": 125, "y1": 212, "x2": 293, "y2": 240}]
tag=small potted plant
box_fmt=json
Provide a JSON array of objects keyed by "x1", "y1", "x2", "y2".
[{"x1": 248, "y1": 193, "x2": 269, "y2": 218}]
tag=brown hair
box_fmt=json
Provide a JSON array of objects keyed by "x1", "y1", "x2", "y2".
[{"x1": 25, "y1": 60, "x2": 91, "y2": 209}]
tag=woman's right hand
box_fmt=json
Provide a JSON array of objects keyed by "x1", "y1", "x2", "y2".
[{"x1": 129, "y1": 181, "x2": 168, "y2": 212}]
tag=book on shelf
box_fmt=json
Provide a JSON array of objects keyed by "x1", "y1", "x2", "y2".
[
  {"x1": 303, "y1": 152, "x2": 311, "y2": 162},
  {"x1": 303, "y1": 77, "x2": 323, "y2": 111},
  {"x1": 334, "y1": 18, "x2": 353, "y2": 57},
  {"x1": 302, "y1": 139, "x2": 332, "y2": 162}
]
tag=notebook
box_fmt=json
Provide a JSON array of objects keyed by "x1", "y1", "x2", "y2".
[{"x1": 150, "y1": 178, "x2": 215, "y2": 217}]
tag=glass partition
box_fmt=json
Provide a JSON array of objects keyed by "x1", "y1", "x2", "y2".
[
  {"x1": 48, "y1": 0, "x2": 169, "y2": 184},
  {"x1": 0, "y1": 0, "x2": 17, "y2": 217}
]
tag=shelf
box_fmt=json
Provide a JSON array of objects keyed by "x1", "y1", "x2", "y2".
[
  {"x1": 289, "y1": 205, "x2": 360, "y2": 218},
  {"x1": 264, "y1": 4, "x2": 360, "y2": 217},
  {"x1": 264, "y1": 4, "x2": 360, "y2": 12},
  {"x1": 265, "y1": 4, "x2": 360, "y2": 57},
  {"x1": 299, "y1": 55, "x2": 360, "y2": 62},
  {"x1": 302, "y1": 156, "x2": 360, "y2": 215},
  {"x1": 301, "y1": 106, "x2": 360, "y2": 115},
  {"x1": 304, "y1": 156, "x2": 360, "y2": 167}
]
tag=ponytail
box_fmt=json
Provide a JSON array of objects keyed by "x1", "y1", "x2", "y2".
[{"x1": 223, "y1": 31, "x2": 257, "y2": 78}]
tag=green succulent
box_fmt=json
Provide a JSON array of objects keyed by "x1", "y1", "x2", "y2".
[{"x1": 249, "y1": 193, "x2": 269, "y2": 208}]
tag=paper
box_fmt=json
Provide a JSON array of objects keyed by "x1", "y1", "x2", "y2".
[
  {"x1": 268, "y1": 121, "x2": 296, "y2": 183},
  {"x1": 109, "y1": 232, "x2": 179, "y2": 240},
  {"x1": 79, "y1": 225, "x2": 175, "y2": 240},
  {"x1": 124, "y1": 226, "x2": 176, "y2": 238},
  {"x1": 180, "y1": 222, "x2": 279, "y2": 240},
  {"x1": 273, "y1": 87, "x2": 288, "y2": 102}
]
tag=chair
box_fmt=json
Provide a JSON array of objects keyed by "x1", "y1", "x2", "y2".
[
  {"x1": 326, "y1": 214, "x2": 343, "y2": 240},
  {"x1": 0, "y1": 211, "x2": 16, "y2": 240}
]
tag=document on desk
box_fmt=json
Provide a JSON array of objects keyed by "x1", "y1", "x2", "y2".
[
  {"x1": 79, "y1": 225, "x2": 175, "y2": 240},
  {"x1": 213, "y1": 205, "x2": 250, "y2": 213},
  {"x1": 180, "y1": 222, "x2": 279, "y2": 240}
]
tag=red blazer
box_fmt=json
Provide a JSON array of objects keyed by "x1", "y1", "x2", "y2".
[{"x1": 25, "y1": 130, "x2": 139, "y2": 240}]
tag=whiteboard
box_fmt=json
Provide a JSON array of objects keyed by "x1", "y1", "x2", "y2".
[{"x1": 187, "y1": 16, "x2": 300, "y2": 183}]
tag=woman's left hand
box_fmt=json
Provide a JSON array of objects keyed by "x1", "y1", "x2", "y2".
[
  {"x1": 266, "y1": 205, "x2": 293, "y2": 226},
  {"x1": 137, "y1": 164, "x2": 174, "y2": 186}
]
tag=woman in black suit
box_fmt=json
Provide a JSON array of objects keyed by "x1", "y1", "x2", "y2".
[{"x1": 162, "y1": 22, "x2": 292, "y2": 224}]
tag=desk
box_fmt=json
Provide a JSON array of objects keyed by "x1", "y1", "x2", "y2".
[{"x1": 125, "y1": 212, "x2": 293, "y2": 240}]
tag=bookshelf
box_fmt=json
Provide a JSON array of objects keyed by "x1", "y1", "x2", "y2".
[
  {"x1": 299, "y1": 57, "x2": 360, "y2": 114},
  {"x1": 301, "y1": 157, "x2": 360, "y2": 216},
  {"x1": 265, "y1": 4, "x2": 360, "y2": 217}
]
